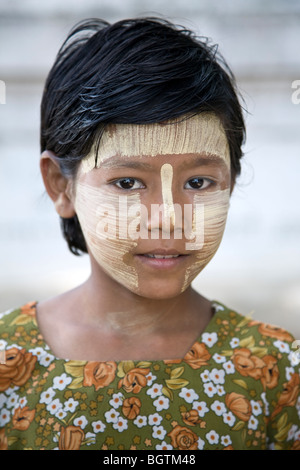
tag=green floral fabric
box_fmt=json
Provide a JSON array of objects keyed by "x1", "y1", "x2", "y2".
[{"x1": 0, "y1": 301, "x2": 299, "y2": 450}]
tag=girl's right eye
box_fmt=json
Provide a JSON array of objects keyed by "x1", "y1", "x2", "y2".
[{"x1": 113, "y1": 178, "x2": 145, "y2": 190}]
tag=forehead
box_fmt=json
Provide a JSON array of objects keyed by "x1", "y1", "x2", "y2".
[{"x1": 81, "y1": 113, "x2": 230, "y2": 173}]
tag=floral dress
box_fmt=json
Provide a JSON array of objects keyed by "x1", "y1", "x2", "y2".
[{"x1": 0, "y1": 301, "x2": 299, "y2": 450}]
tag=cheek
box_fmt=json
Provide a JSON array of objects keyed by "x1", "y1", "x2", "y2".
[
  {"x1": 182, "y1": 189, "x2": 230, "y2": 291},
  {"x1": 74, "y1": 183, "x2": 140, "y2": 291}
]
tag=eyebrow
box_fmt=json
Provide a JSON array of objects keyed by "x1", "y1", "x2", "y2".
[{"x1": 99, "y1": 154, "x2": 229, "y2": 170}]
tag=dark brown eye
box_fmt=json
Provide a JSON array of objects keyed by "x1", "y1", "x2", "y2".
[
  {"x1": 185, "y1": 177, "x2": 211, "y2": 190},
  {"x1": 114, "y1": 178, "x2": 144, "y2": 190}
]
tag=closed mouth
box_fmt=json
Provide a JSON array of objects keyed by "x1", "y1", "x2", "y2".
[{"x1": 143, "y1": 254, "x2": 180, "y2": 259}]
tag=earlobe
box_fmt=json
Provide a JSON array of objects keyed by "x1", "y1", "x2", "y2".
[{"x1": 40, "y1": 150, "x2": 76, "y2": 218}]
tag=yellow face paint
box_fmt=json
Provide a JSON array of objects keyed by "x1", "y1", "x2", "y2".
[
  {"x1": 74, "y1": 181, "x2": 141, "y2": 291},
  {"x1": 160, "y1": 163, "x2": 176, "y2": 229},
  {"x1": 75, "y1": 113, "x2": 231, "y2": 296},
  {"x1": 81, "y1": 113, "x2": 230, "y2": 172}
]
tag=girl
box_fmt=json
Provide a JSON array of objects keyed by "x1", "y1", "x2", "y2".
[{"x1": 0, "y1": 17, "x2": 299, "y2": 450}]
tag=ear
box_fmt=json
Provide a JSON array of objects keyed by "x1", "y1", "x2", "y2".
[{"x1": 40, "y1": 150, "x2": 76, "y2": 218}]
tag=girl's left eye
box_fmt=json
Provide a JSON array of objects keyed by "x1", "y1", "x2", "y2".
[
  {"x1": 113, "y1": 178, "x2": 145, "y2": 190},
  {"x1": 184, "y1": 177, "x2": 213, "y2": 190}
]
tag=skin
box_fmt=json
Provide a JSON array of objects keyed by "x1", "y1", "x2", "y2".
[{"x1": 37, "y1": 113, "x2": 233, "y2": 361}]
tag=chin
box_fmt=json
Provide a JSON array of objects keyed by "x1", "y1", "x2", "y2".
[{"x1": 134, "y1": 278, "x2": 190, "y2": 300}]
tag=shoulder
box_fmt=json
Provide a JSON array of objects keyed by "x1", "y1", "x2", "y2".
[{"x1": 212, "y1": 300, "x2": 296, "y2": 348}]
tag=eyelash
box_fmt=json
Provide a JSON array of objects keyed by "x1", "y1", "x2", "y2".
[{"x1": 111, "y1": 177, "x2": 214, "y2": 191}]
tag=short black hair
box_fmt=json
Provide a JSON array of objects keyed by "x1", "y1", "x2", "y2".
[{"x1": 40, "y1": 17, "x2": 246, "y2": 255}]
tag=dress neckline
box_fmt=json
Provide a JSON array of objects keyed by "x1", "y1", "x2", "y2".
[{"x1": 24, "y1": 300, "x2": 225, "y2": 363}]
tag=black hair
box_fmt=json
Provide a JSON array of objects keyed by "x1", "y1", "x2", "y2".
[{"x1": 40, "y1": 17, "x2": 246, "y2": 255}]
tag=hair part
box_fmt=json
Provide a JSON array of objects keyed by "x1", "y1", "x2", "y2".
[{"x1": 40, "y1": 16, "x2": 246, "y2": 255}]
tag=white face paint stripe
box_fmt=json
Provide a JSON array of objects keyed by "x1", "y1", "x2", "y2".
[{"x1": 160, "y1": 163, "x2": 175, "y2": 228}]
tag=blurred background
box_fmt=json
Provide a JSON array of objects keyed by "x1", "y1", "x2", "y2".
[{"x1": 0, "y1": 0, "x2": 299, "y2": 337}]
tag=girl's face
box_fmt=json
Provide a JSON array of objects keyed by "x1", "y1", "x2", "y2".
[{"x1": 73, "y1": 113, "x2": 231, "y2": 299}]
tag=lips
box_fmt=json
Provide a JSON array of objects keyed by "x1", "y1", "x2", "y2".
[{"x1": 135, "y1": 249, "x2": 188, "y2": 269}]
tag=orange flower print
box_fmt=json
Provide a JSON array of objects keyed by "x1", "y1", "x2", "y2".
[
  {"x1": 168, "y1": 425, "x2": 198, "y2": 450},
  {"x1": 181, "y1": 409, "x2": 204, "y2": 427},
  {"x1": 261, "y1": 355, "x2": 279, "y2": 390},
  {"x1": 183, "y1": 342, "x2": 211, "y2": 369},
  {"x1": 225, "y1": 392, "x2": 252, "y2": 422},
  {"x1": 0, "y1": 428, "x2": 8, "y2": 451},
  {"x1": 271, "y1": 373, "x2": 300, "y2": 419},
  {"x1": 20, "y1": 301, "x2": 37, "y2": 318},
  {"x1": 0, "y1": 347, "x2": 37, "y2": 392},
  {"x1": 58, "y1": 425, "x2": 85, "y2": 450},
  {"x1": 118, "y1": 368, "x2": 150, "y2": 394},
  {"x1": 252, "y1": 322, "x2": 294, "y2": 342},
  {"x1": 232, "y1": 348, "x2": 265, "y2": 381},
  {"x1": 122, "y1": 397, "x2": 142, "y2": 420},
  {"x1": 83, "y1": 361, "x2": 117, "y2": 391},
  {"x1": 12, "y1": 406, "x2": 35, "y2": 431}
]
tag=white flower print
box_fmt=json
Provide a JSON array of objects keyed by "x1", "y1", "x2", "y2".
[
  {"x1": 152, "y1": 425, "x2": 167, "y2": 440},
  {"x1": 273, "y1": 340, "x2": 290, "y2": 354},
  {"x1": 113, "y1": 416, "x2": 128, "y2": 432},
  {"x1": 285, "y1": 366, "x2": 295, "y2": 381},
  {"x1": 133, "y1": 415, "x2": 148, "y2": 428},
  {"x1": 230, "y1": 337, "x2": 240, "y2": 348},
  {"x1": 74, "y1": 415, "x2": 88, "y2": 429},
  {"x1": 261, "y1": 392, "x2": 270, "y2": 417},
  {"x1": 210, "y1": 368, "x2": 225, "y2": 385},
  {"x1": 64, "y1": 398, "x2": 79, "y2": 413},
  {"x1": 197, "y1": 437, "x2": 205, "y2": 450},
  {"x1": 55, "y1": 409, "x2": 67, "y2": 420},
  {"x1": 200, "y1": 369, "x2": 211, "y2": 383},
  {"x1": 105, "y1": 408, "x2": 120, "y2": 423},
  {"x1": 0, "y1": 394, "x2": 6, "y2": 408},
  {"x1": 287, "y1": 424, "x2": 298, "y2": 441},
  {"x1": 213, "y1": 353, "x2": 226, "y2": 364},
  {"x1": 147, "y1": 383, "x2": 163, "y2": 398},
  {"x1": 192, "y1": 401, "x2": 209, "y2": 418},
  {"x1": 179, "y1": 387, "x2": 199, "y2": 403},
  {"x1": 40, "y1": 353, "x2": 56, "y2": 367},
  {"x1": 221, "y1": 435, "x2": 232, "y2": 446},
  {"x1": 18, "y1": 396, "x2": 27, "y2": 408},
  {"x1": 85, "y1": 432, "x2": 96, "y2": 446},
  {"x1": 109, "y1": 392, "x2": 123, "y2": 409},
  {"x1": 92, "y1": 420, "x2": 106, "y2": 433},
  {"x1": 223, "y1": 411, "x2": 236, "y2": 427},
  {"x1": 202, "y1": 332, "x2": 218, "y2": 348},
  {"x1": 47, "y1": 398, "x2": 63, "y2": 415},
  {"x1": 146, "y1": 372, "x2": 157, "y2": 387},
  {"x1": 203, "y1": 382, "x2": 217, "y2": 398},
  {"x1": 6, "y1": 393, "x2": 19, "y2": 409},
  {"x1": 223, "y1": 360, "x2": 235, "y2": 374},
  {"x1": 53, "y1": 373, "x2": 72, "y2": 391},
  {"x1": 216, "y1": 385, "x2": 226, "y2": 397},
  {"x1": 250, "y1": 400, "x2": 262, "y2": 416},
  {"x1": 211, "y1": 400, "x2": 227, "y2": 416},
  {"x1": 148, "y1": 413, "x2": 163, "y2": 426},
  {"x1": 153, "y1": 395, "x2": 169, "y2": 411},
  {"x1": 206, "y1": 430, "x2": 219, "y2": 445},
  {"x1": 289, "y1": 349, "x2": 300, "y2": 367},
  {"x1": 0, "y1": 408, "x2": 10, "y2": 425},
  {"x1": 40, "y1": 387, "x2": 56, "y2": 405},
  {"x1": 248, "y1": 415, "x2": 258, "y2": 431},
  {"x1": 156, "y1": 441, "x2": 173, "y2": 450}
]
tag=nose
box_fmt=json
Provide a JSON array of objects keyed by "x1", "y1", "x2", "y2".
[{"x1": 146, "y1": 163, "x2": 176, "y2": 238}]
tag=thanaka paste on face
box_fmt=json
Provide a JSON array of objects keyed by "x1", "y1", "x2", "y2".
[
  {"x1": 160, "y1": 163, "x2": 176, "y2": 229},
  {"x1": 75, "y1": 113, "x2": 231, "y2": 295},
  {"x1": 81, "y1": 113, "x2": 230, "y2": 171}
]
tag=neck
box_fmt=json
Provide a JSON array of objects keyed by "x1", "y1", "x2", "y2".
[{"x1": 77, "y1": 270, "x2": 202, "y2": 338}]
